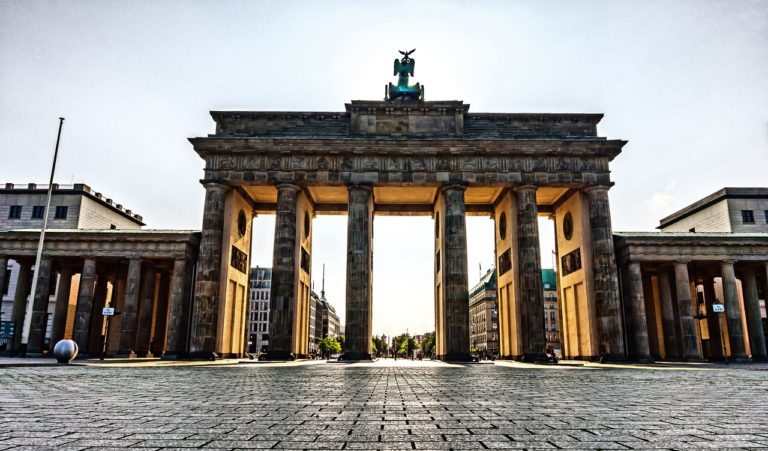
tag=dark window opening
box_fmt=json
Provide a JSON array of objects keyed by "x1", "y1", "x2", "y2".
[
  {"x1": 110, "y1": 224, "x2": 117, "y2": 230},
  {"x1": 742, "y1": 210, "x2": 755, "y2": 224},
  {"x1": 8, "y1": 205, "x2": 22, "y2": 219},
  {"x1": 689, "y1": 227, "x2": 696, "y2": 233},
  {"x1": 2, "y1": 269, "x2": 10, "y2": 296},
  {"x1": 54, "y1": 206, "x2": 68, "y2": 220},
  {"x1": 764, "y1": 210, "x2": 768, "y2": 224},
  {"x1": 31, "y1": 206, "x2": 45, "y2": 219}
]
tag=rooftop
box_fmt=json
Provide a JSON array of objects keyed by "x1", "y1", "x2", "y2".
[
  {"x1": 1, "y1": 182, "x2": 145, "y2": 225},
  {"x1": 658, "y1": 187, "x2": 768, "y2": 229}
]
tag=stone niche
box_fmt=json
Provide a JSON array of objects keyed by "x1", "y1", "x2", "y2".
[{"x1": 346, "y1": 100, "x2": 469, "y2": 136}]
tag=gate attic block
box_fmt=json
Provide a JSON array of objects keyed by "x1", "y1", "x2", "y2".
[{"x1": 189, "y1": 99, "x2": 627, "y2": 361}]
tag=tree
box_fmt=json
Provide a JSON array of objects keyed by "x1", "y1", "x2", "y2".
[
  {"x1": 392, "y1": 333, "x2": 416, "y2": 358},
  {"x1": 318, "y1": 337, "x2": 341, "y2": 358},
  {"x1": 421, "y1": 332, "x2": 435, "y2": 358}
]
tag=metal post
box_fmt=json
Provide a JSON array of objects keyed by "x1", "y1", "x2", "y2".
[{"x1": 20, "y1": 117, "x2": 64, "y2": 357}]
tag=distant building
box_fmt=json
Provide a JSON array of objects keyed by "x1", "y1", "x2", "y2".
[
  {"x1": 247, "y1": 266, "x2": 341, "y2": 356},
  {"x1": 468, "y1": 268, "x2": 560, "y2": 357},
  {"x1": 658, "y1": 187, "x2": 768, "y2": 233},
  {"x1": 469, "y1": 269, "x2": 498, "y2": 357},
  {"x1": 248, "y1": 267, "x2": 272, "y2": 352},
  {"x1": 542, "y1": 269, "x2": 560, "y2": 350}
]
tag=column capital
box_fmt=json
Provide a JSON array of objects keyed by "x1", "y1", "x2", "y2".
[
  {"x1": 721, "y1": 260, "x2": 736, "y2": 266},
  {"x1": 199, "y1": 180, "x2": 229, "y2": 191},
  {"x1": 583, "y1": 184, "x2": 614, "y2": 193},
  {"x1": 441, "y1": 182, "x2": 468, "y2": 193},
  {"x1": 275, "y1": 183, "x2": 302, "y2": 192},
  {"x1": 674, "y1": 260, "x2": 690, "y2": 266},
  {"x1": 513, "y1": 184, "x2": 538, "y2": 192},
  {"x1": 346, "y1": 183, "x2": 373, "y2": 193}
]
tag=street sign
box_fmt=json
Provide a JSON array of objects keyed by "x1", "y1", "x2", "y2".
[
  {"x1": 712, "y1": 304, "x2": 725, "y2": 313},
  {"x1": 102, "y1": 307, "x2": 115, "y2": 316}
]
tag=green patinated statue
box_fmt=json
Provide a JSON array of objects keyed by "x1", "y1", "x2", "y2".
[{"x1": 387, "y1": 49, "x2": 424, "y2": 101}]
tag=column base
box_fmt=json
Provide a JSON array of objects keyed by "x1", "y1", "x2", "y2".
[
  {"x1": 682, "y1": 355, "x2": 705, "y2": 363},
  {"x1": 629, "y1": 355, "x2": 655, "y2": 363},
  {"x1": 186, "y1": 351, "x2": 218, "y2": 361},
  {"x1": 520, "y1": 352, "x2": 550, "y2": 363},
  {"x1": 263, "y1": 350, "x2": 296, "y2": 361},
  {"x1": 441, "y1": 352, "x2": 474, "y2": 362},
  {"x1": 339, "y1": 352, "x2": 372, "y2": 361},
  {"x1": 725, "y1": 355, "x2": 751, "y2": 364},
  {"x1": 598, "y1": 354, "x2": 629, "y2": 364}
]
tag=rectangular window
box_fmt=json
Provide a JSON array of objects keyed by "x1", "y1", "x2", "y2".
[
  {"x1": 8, "y1": 205, "x2": 22, "y2": 219},
  {"x1": 54, "y1": 206, "x2": 68, "y2": 219},
  {"x1": 31, "y1": 206, "x2": 45, "y2": 219},
  {"x1": 742, "y1": 210, "x2": 755, "y2": 224},
  {"x1": 765, "y1": 210, "x2": 768, "y2": 224}
]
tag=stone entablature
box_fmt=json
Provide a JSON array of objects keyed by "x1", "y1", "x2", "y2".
[
  {"x1": 0, "y1": 229, "x2": 199, "y2": 260},
  {"x1": 614, "y1": 232, "x2": 768, "y2": 263}
]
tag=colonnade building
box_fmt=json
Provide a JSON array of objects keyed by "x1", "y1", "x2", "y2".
[{"x1": 1, "y1": 94, "x2": 766, "y2": 362}]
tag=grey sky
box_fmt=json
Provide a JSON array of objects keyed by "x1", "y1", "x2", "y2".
[{"x1": 1, "y1": 1, "x2": 766, "y2": 336}]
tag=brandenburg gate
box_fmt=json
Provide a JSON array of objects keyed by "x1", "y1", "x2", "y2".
[{"x1": 186, "y1": 51, "x2": 628, "y2": 361}]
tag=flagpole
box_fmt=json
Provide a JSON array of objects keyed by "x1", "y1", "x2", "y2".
[{"x1": 19, "y1": 117, "x2": 65, "y2": 357}]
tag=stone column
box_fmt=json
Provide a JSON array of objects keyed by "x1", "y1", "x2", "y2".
[
  {"x1": 267, "y1": 184, "x2": 301, "y2": 360},
  {"x1": 189, "y1": 182, "x2": 228, "y2": 357},
  {"x1": 118, "y1": 258, "x2": 142, "y2": 355},
  {"x1": 703, "y1": 276, "x2": 724, "y2": 361},
  {"x1": 10, "y1": 261, "x2": 32, "y2": 352},
  {"x1": 515, "y1": 185, "x2": 546, "y2": 361},
  {"x1": 674, "y1": 262, "x2": 702, "y2": 361},
  {"x1": 151, "y1": 271, "x2": 172, "y2": 356},
  {"x1": 342, "y1": 184, "x2": 374, "y2": 360},
  {"x1": 441, "y1": 184, "x2": 470, "y2": 361},
  {"x1": 26, "y1": 256, "x2": 52, "y2": 354},
  {"x1": 135, "y1": 264, "x2": 157, "y2": 357},
  {"x1": 741, "y1": 267, "x2": 767, "y2": 361},
  {"x1": 72, "y1": 258, "x2": 97, "y2": 353},
  {"x1": 585, "y1": 186, "x2": 625, "y2": 360},
  {"x1": 657, "y1": 269, "x2": 680, "y2": 359},
  {"x1": 721, "y1": 261, "x2": 748, "y2": 361},
  {"x1": 0, "y1": 256, "x2": 7, "y2": 322},
  {"x1": 51, "y1": 265, "x2": 74, "y2": 344},
  {"x1": 87, "y1": 274, "x2": 109, "y2": 354},
  {"x1": 626, "y1": 262, "x2": 652, "y2": 362},
  {"x1": 164, "y1": 259, "x2": 189, "y2": 357}
]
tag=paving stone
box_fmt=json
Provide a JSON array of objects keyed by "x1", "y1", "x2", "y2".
[{"x1": 1, "y1": 363, "x2": 768, "y2": 450}]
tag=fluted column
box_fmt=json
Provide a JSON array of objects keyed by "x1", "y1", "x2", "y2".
[
  {"x1": 657, "y1": 270, "x2": 680, "y2": 359},
  {"x1": 441, "y1": 184, "x2": 469, "y2": 361},
  {"x1": 674, "y1": 262, "x2": 702, "y2": 361},
  {"x1": 721, "y1": 261, "x2": 748, "y2": 361},
  {"x1": 26, "y1": 257, "x2": 52, "y2": 354},
  {"x1": 585, "y1": 186, "x2": 625, "y2": 360},
  {"x1": 515, "y1": 185, "x2": 546, "y2": 360},
  {"x1": 51, "y1": 265, "x2": 74, "y2": 344},
  {"x1": 267, "y1": 184, "x2": 301, "y2": 359},
  {"x1": 135, "y1": 264, "x2": 157, "y2": 357},
  {"x1": 741, "y1": 267, "x2": 766, "y2": 361},
  {"x1": 189, "y1": 182, "x2": 228, "y2": 357},
  {"x1": 626, "y1": 262, "x2": 652, "y2": 362},
  {"x1": 342, "y1": 184, "x2": 374, "y2": 360},
  {"x1": 72, "y1": 258, "x2": 97, "y2": 353},
  {"x1": 119, "y1": 258, "x2": 142, "y2": 355},
  {"x1": 10, "y1": 261, "x2": 32, "y2": 352},
  {"x1": 164, "y1": 259, "x2": 189, "y2": 357},
  {"x1": 703, "y1": 276, "x2": 724, "y2": 361}
]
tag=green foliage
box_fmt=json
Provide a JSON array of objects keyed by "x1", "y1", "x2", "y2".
[
  {"x1": 420, "y1": 332, "x2": 435, "y2": 357},
  {"x1": 392, "y1": 333, "x2": 416, "y2": 357},
  {"x1": 318, "y1": 337, "x2": 341, "y2": 357},
  {"x1": 371, "y1": 335, "x2": 389, "y2": 357}
]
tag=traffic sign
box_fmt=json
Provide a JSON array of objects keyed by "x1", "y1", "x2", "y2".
[
  {"x1": 712, "y1": 304, "x2": 725, "y2": 313},
  {"x1": 102, "y1": 307, "x2": 115, "y2": 316}
]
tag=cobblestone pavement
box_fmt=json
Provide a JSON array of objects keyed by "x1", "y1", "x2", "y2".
[{"x1": 1, "y1": 360, "x2": 768, "y2": 450}]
